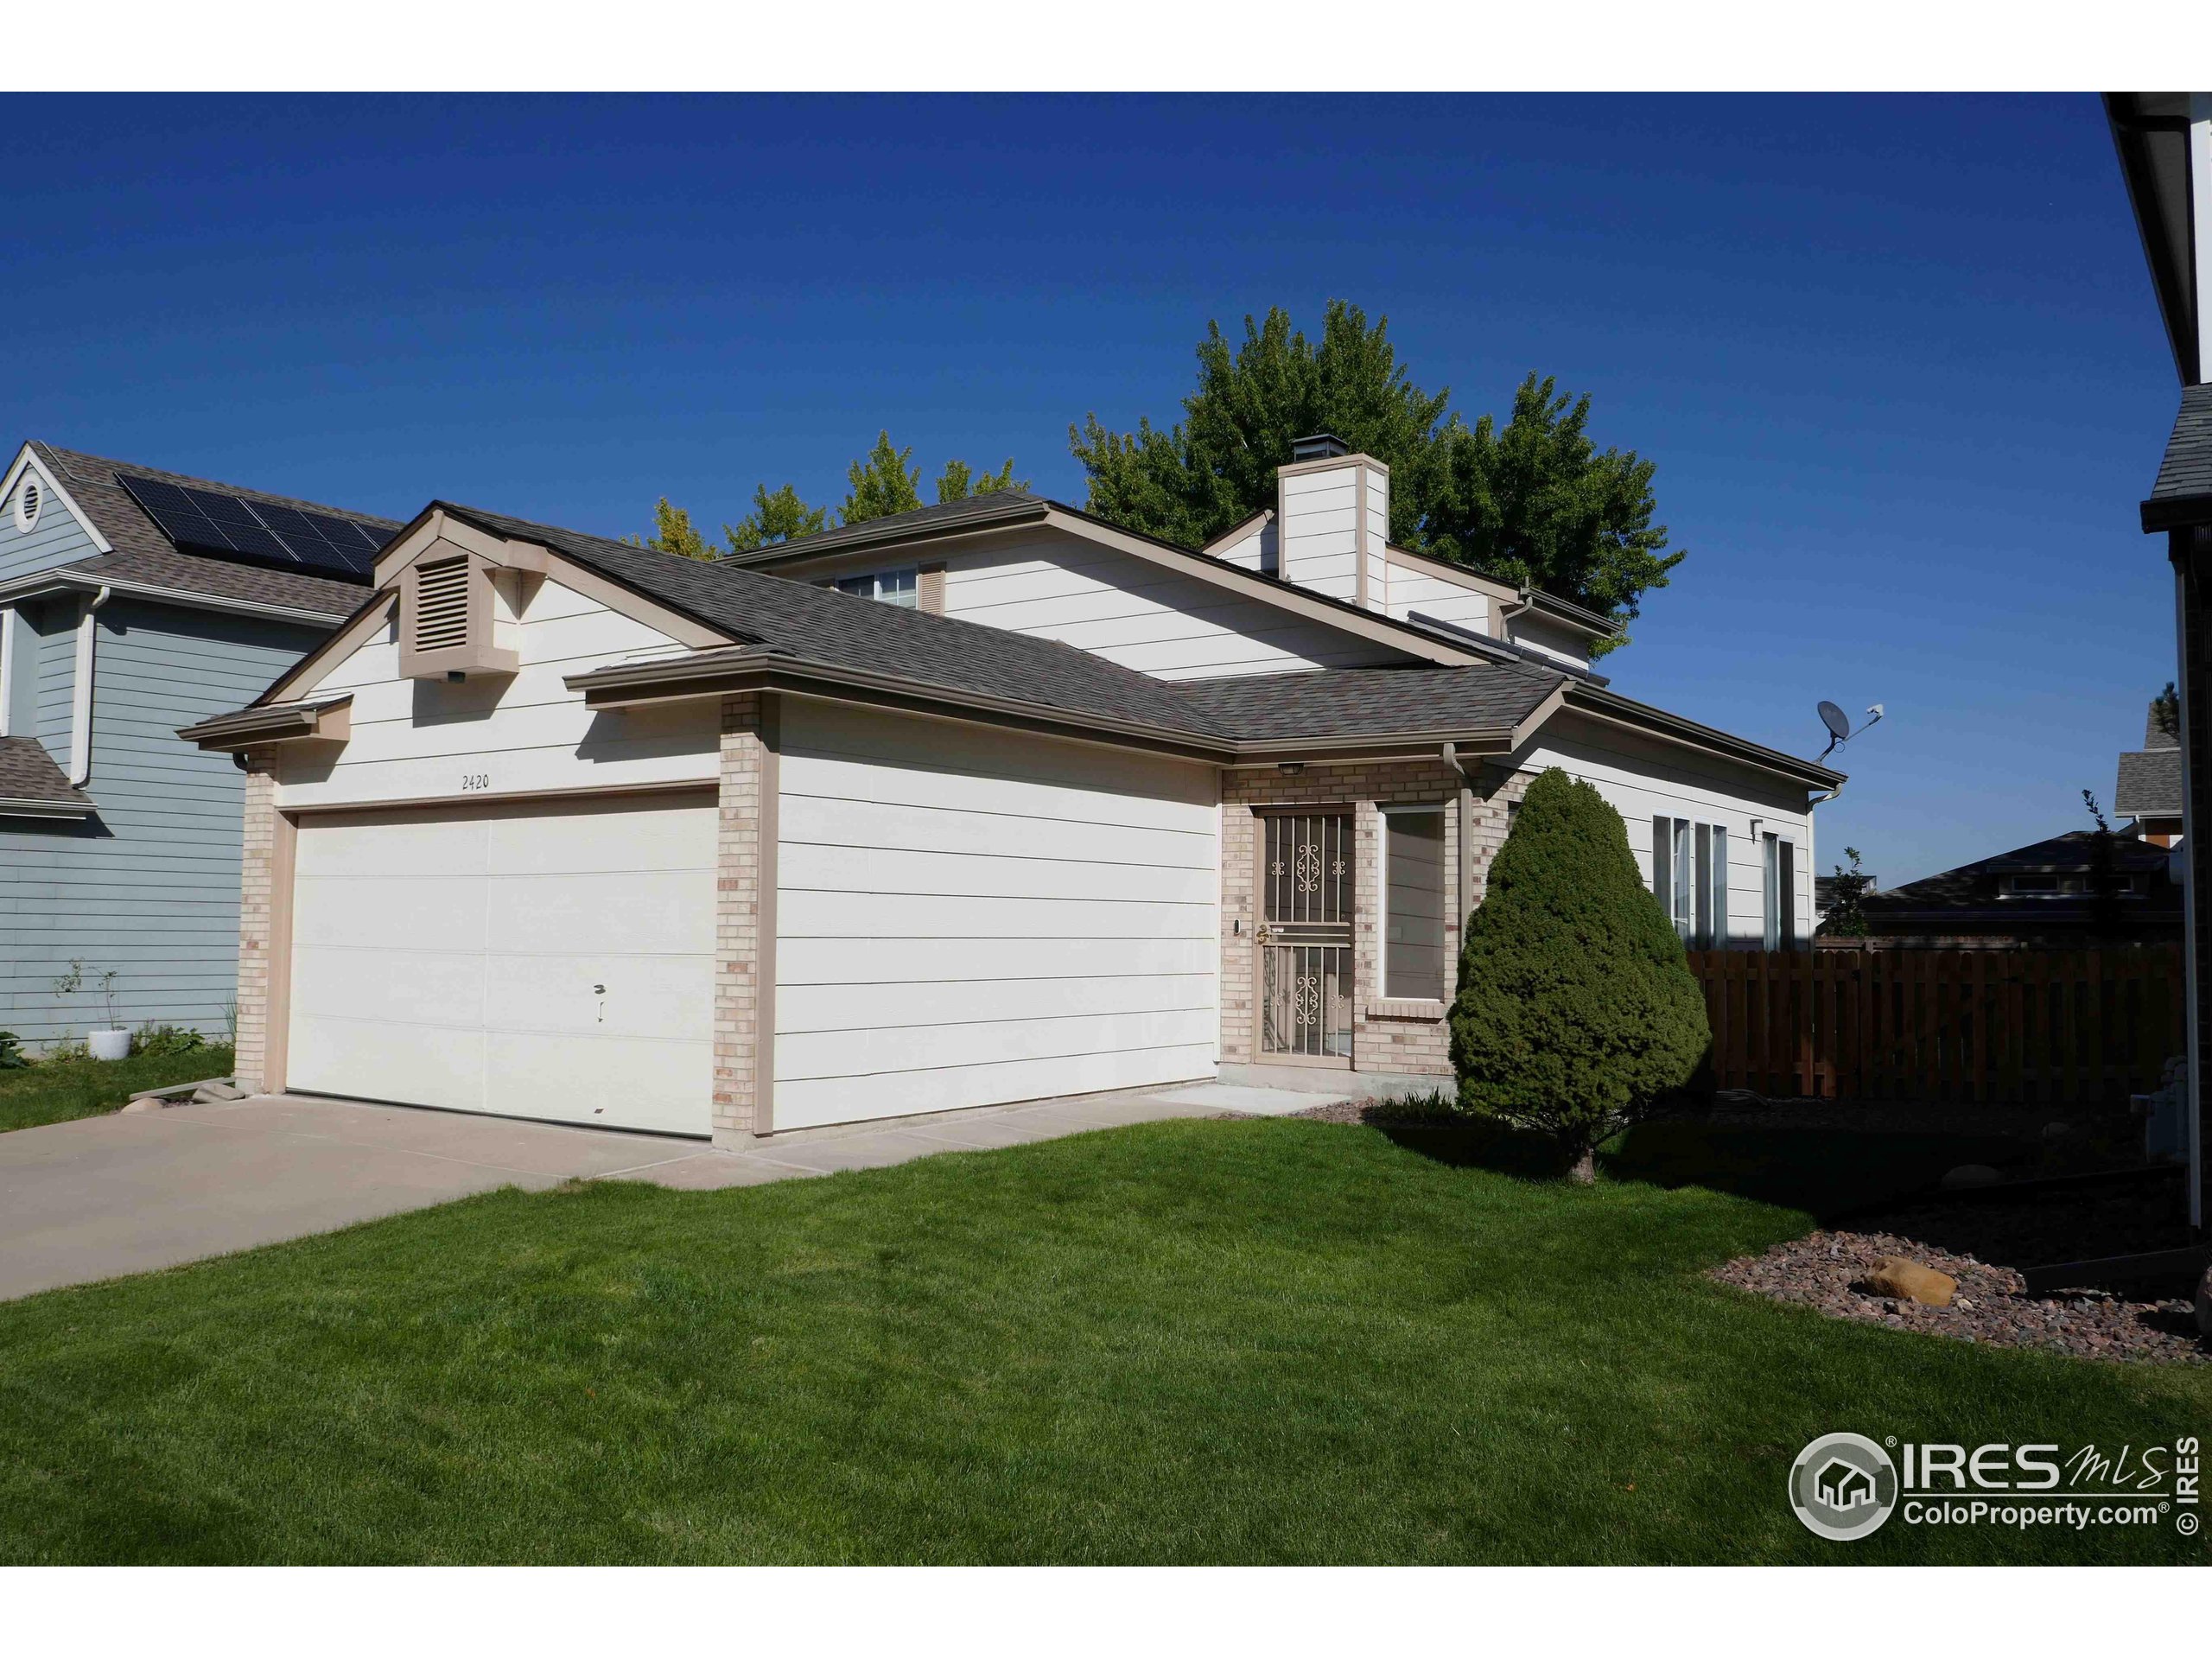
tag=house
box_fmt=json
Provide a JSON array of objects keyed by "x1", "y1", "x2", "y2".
[
  {"x1": 0, "y1": 442, "x2": 389, "y2": 1048},
  {"x1": 2114, "y1": 696, "x2": 2183, "y2": 845},
  {"x1": 182, "y1": 437, "x2": 1838, "y2": 1143},
  {"x1": 1854, "y1": 830, "x2": 2181, "y2": 948},
  {"x1": 1814, "y1": 1459, "x2": 1874, "y2": 1512},
  {"x1": 2107, "y1": 90, "x2": 2212, "y2": 1228}
]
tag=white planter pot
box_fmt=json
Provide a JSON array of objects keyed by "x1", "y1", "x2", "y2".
[{"x1": 87, "y1": 1029, "x2": 130, "y2": 1062}]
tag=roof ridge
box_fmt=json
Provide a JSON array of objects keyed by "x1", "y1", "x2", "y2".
[{"x1": 32, "y1": 442, "x2": 402, "y2": 529}]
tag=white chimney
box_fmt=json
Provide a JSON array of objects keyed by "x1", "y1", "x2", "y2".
[{"x1": 1275, "y1": 434, "x2": 1389, "y2": 612}]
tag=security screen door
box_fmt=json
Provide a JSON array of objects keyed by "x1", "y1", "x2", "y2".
[{"x1": 1258, "y1": 811, "x2": 1354, "y2": 1061}]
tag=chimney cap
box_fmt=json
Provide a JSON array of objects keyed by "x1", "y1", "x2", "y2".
[{"x1": 1290, "y1": 433, "x2": 1351, "y2": 462}]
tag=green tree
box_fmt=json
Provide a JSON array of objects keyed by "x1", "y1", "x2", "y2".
[
  {"x1": 1421, "y1": 375, "x2": 1681, "y2": 644},
  {"x1": 1449, "y1": 770, "x2": 1710, "y2": 1181},
  {"x1": 1069, "y1": 302, "x2": 1681, "y2": 652},
  {"x1": 936, "y1": 456, "x2": 1027, "y2": 503},
  {"x1": 840, "y1": 431, "x2": 924, "y2": 525},
  {"x1": 726, "y1": 483, "x2": 828, "y2": 553},
  {"x1": 625, "y1": 496, "x2": 715, "y2": 561},
  {"x1": 2152, "y1": 680, "x2": 2180, "y2": 741},
  {"x1": 1815, "y1": 847, "x2": 1873, "y2": 938}
]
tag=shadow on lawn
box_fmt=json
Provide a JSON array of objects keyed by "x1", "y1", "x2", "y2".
[{"x1": 1368, "y1": 1109, "x2": 2029, "y2": 1222}]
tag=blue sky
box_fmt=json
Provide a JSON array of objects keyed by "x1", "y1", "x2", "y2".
[{"x1": 0, "y1": 93, "x2": 2182, "y2": 887}]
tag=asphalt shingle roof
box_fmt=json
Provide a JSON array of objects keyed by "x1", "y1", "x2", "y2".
[
  {"x1": 0, "y1": 735, "x2": 92, "y2": 809},
  {"x1": 2115, "y1": 746, "x2": 2183, "y2": 817},
  {"x1": 718, "y1": 491, "x2": 1050, "y2": 564},
  {"x1": 438, "y1": 503, "x2": 1567, "y2": 748},
  {"x1": 1168, "y1": 663, "x2": 1562, "y2": 741},
  {"x1": 27, "y1": 442, "x2": 394, "y2": 618},
  {"x1": 441, "y1": 504, "x2": 1236, "y2": 738},
  {"x1": 2142, "y1": 384, "x2": 2212, "y2": 530},
  {"x1": 1862, "y1": 830, "x2": 2173, "y2": 913}
]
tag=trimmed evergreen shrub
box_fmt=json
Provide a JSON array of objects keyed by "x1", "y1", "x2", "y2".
[{"x1": 1449, "y1": 768, "x2": 1711, "y2": 1181}]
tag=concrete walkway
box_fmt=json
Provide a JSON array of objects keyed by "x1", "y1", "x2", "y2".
[{"x1": 0, "y1": 1079, "x2": 1345, "y2": 1302}]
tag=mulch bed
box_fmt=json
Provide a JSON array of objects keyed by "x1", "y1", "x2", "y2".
[
  {"x1": 1297, "y1": 1096, "x2": 2208, "y2": 1366},
  {"x1": 1712, "y1": 1180, "x2": 2208, "y2": 1366}
]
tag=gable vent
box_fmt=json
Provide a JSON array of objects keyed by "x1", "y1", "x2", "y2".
[
  {"x1": 412, "y1": 556, "x2": 472, "y2": 652},
  {"x1": 13, "y1": 476, "x2": 40, "y2": 532}
]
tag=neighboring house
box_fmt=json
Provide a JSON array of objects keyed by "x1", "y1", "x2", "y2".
[
  {"x1": 2114, "y1": 696, "x2": 2183, "y2": 844},
  {"x1": 1854, "y1": 830, "x2": 2181, "y2": 948},
  {"x1": 2107, "y1": 89, "x2": 2212, "y2": 1227},
  {"x1": 0, "y1": 442, "x2": 389, "y2": 1048},
  {"x1": 185, "y1": 436, "x2": 1839, "y2": 1144}
]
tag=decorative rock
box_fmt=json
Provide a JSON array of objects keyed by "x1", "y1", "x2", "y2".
[
  {"x1": 1864, "y1": 1255, "x2": 1958, "y2": 1307},
  {"x1": 118, "y1": 1096, "x2": 168, "y2": 1115},
  {"x1": 1940, "y1": 1164, "x2": 2002, "y2": 1190},
  {"x1": 2041, "y1": 1122, "x2": 2074, "y2": 1141}
]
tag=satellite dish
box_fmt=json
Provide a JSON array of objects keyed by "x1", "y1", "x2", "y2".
[{"x1": 1815, "y1": 698, "x2": 1886, "y2": 761}]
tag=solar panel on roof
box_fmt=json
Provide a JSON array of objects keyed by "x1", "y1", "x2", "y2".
[{"x1": 114, "y1": 473, "x2": 378, "y2": 582}]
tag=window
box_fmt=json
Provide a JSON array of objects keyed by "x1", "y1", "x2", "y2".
[
  {"x1": 833, "y1": 567, "x2": 918, "y2": 607},
  {"x1": 1764, "y1": 834, "x2": 1797, "y2": 950},
  {"x1": 12, "y1": 474, "x2": 40, "y2": 533},
  {"x1": 1653, "y1": 817, "x2": 1730, "y2": 947},
  {"x1": 1381, "y1": 805, "x2": 1449, "y2": 1001}
]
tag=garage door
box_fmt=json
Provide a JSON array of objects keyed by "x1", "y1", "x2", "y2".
[
  {"x1": 772, "y1": 702, "x2": 1218, "y2": 1130},
  {"x1": 287, "y1": 791, "x2": 716, "y2": 1135}
]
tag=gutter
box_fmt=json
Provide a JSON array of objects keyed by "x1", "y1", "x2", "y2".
[
  {"x1": 178, "y1": 694, "x2": 353, "y2": 752},
  {"x1": 1560, "y1": 682, "x2": 1845, "y2": 791},
  {"x1": 0, "y1": 568, "x2": 354, "y2": 627},
  {"x1": 0, "y1": 795, "x2": 96, "y2": 819},
  {"x1": 563, "y1": 649, "x2": 1526, "y2": 768}
]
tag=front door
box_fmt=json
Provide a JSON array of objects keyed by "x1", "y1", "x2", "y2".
[{"x1": 1257, "y1": 810, "x2": 1353, "y2": 1062}]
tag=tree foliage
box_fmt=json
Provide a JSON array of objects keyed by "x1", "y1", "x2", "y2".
[
  {"x1": 840, "y1": 431, "x2": 924, "y2": 525},
  {"x1": 936, "y1": 456, "x2": 1027, "y2": 503},
  {"x1": 726, "y1": 483, "x2": 828, "y2": 553},
  {"x1": 625, "y1": 497, "x2": 715, "y2": 561},
  {"x1": 2082, "y1": 790, "x2": 2123, "y2": 939},
  {"x1": 1069, "y1": 301, "x2": 1682, "y2": 652},
  {"x1": 1449, "y1": 770, "x2": 1710, "y2": 1179},
  {"x1": 1815, "y1": 847, "x2": 1873, "y2": 938},
  {"x1": 2152, "y1": 680, "x2": 2180, "y2": 741}
]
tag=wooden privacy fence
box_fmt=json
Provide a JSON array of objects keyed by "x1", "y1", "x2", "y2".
[{"x1": 1683, "y1": 946, "x2": 2185, "y2": 1104}]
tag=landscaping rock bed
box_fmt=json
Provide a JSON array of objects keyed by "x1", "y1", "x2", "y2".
[{"x1": 1712, "y1": 1183, "x2": 2209, "y2": 1366}]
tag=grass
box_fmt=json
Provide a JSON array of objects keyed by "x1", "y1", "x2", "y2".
[
  {"x1": 0, "y1": 1113, "x2": 2202, "y2": 1565},
  {"x1": 0, "y1": 1046, "x2": 236, "y2": 1135}
]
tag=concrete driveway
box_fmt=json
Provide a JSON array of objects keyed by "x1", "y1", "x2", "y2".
[{"x1": 0, "y1": 1079, "x2": 1342, "y2": 1302}]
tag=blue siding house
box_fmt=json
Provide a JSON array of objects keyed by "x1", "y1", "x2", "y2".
[{"x1": 0, "y1": 443, "x2": 389, "y2": 1050}]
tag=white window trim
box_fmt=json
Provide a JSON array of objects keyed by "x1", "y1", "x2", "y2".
[
  {"x1": 1655, "y1": 815, "x2": 1732, "y2": 949},
  {"x1": 69, "y1": 588, "x2": 110, "y2": 785},
  {"x1": 1376, "y1": 801, "x2": 1452, "y2": 1007},
  {"x1": 832, "y1": 566, "x2": 920, "y2": 607},
  {"x1": 1763, "y1": 831, "x2": 1800, "y2": 952}
]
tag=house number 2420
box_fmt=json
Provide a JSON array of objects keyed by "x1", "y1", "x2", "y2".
[{"x1": 461, "y1": 773, "x2": 492, "y2": 791}]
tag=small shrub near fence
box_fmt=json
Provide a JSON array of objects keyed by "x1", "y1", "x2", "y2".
[{"x1": 1685, "y1": 945, "x2": 2183, "y2": 1104}]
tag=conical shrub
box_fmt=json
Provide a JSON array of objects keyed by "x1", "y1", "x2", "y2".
[{"x1": 1449, "y1": 768, "x2": 1710, "y2": 1179}]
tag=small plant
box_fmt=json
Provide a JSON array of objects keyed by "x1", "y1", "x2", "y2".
[
  {"x1": 222, "y1": 996, "x2": 240, "y2": 1048},
  {"x1": 42, "y1": 1037, "x2": 90, "y2": 1064},
  {"x1": 130, "y1": 1023, "x2": 207, "y2": 1059},
  {"x1": 52, "y1": 959, "x2": 121, "y2": 1029},
  {"x1": 0, "y1": 1031, "x2": 27, "y2": 1071},
  {"x1": 1816, "y1": 847, "x2": 1873, "y2": 938}
]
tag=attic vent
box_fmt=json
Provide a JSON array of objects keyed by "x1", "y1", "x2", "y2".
[
  {"x1": 14, "y1": 476, "x2": 40, "y2": 532},
  {"x1": 412, "y1": 556, "x2": 471, "y2": 652}
]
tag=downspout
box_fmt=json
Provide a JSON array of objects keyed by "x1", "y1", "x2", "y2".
[
  {"x1": 69, "y1": 585, "x2": 110, "y2": 785},
  {"x1": 1443, "y1": 741, "x2": 1477, "y2": 925}
]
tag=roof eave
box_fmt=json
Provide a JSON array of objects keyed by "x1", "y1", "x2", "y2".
[
  {"x1": 1560, "y1": 683, "x2": 1845, "y2": 790},
  {"x1": 2142, "y1": 492, "x2": 2212, "y2": 534}
]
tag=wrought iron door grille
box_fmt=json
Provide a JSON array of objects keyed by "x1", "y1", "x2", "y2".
[{"x1": 1260, "y1": 812, "x2": 1353, "y2": 1058}]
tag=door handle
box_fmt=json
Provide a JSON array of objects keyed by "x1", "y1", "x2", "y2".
[{"x1": 1255, "y1": 924, "x2": 1273, "y2": 945}]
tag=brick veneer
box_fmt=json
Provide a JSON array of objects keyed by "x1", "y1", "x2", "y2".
[
  {"x1": 1221, "y1": 757, "x2": 1536, "y2": 1078},
  {"x1": 713, "y1": 692, "x2": 771, "y2": 1143},
  {"x1": 232, "y1": 753, "x2": 278, "y2": 1091}
]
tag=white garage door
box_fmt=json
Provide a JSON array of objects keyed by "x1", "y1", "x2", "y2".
[
  {"x1": 773, "y1": 702, "x2": 1219, "y2": 1130},
  {"x1": 287, "y1": 791, "x2": 716, "y2": 1135}
]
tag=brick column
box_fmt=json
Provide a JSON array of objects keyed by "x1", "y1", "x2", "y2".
[
  {"x1": 232, "y1": 754, "x2": 278, "y2": 1091},
  {"x1": 713, "y1": 692, "x2": 774, "y2": 1144}
]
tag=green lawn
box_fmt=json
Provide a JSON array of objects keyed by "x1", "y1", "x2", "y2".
[
  {"x1": 0, "y1": 1114, "x2": 2202, "y2": 1565},
  {"x1": 0, "y1": 1046, "x2": 235, "y2": 1135}
]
